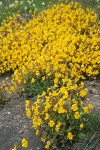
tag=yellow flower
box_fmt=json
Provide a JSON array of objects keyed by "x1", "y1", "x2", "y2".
[
  {"x1": 44, "y1": 103, "x2": 51, "y2": 112},
  {"x1": 22, "y1": 138, "x2": 28, "y2": 148},
  {"x1": 67, "y1": 132, "x2": 73, "y2": 140},
  {"x1": 41, "y1": 136, "x2": 46, "y2": 142},
  {"x1": 12, "y1": 146, "x2": 17, "y2": 150},
  {"x1": 37, "y1": 118, "x2": 43, "y2": 126},
  {"x1": 10, "y1": 86, "x2": 15, "y2": 91},
  {"x1": 0, "y1": 86, "x2": 2, "y2": 89},
  {"x1": 80, "y1": 123, "x2": 84, "y2": 129},
  {"x1": 58, "y1": 99, "x2": 66, "y2": 106},
  {"x1": 55, "y1": 122, "x2": 62, "y2": 132},
  {"x1": 86, "y1": 98, "x2": 90, "y2": 101},
  {"x1": 5, "y1": 87, "x2": 8, "y2": 91},
  {"x1": 36, "y1": 71, "x2": 40, "y2": 76},
  {"x1": 74, "y1": 111, "x2": 80, "y2": 119},
  {"x1": 25, "y1": 100, "x2": 30, "y2": 107},
  {"x1": 71, "y1": 104, "x2": 78, "y2": 111},
  {"x1": 80, "y1": 88, "x2": 88, "y2": 97},
  {"x1": 22, "y1": 88, "x2": 25, "y2": 91},
  {"x1": 31, "y1": 78, "x2": 35, "y2": 83},
  {"x1": 42, "y1": 76, "x2": 45, "y2": 80},
  {"x1": 88, "y1": 104, "x2": 93, "y2": 109},
  {"x1": 84, "y1": 106, "x2": 89, "y2": 114},
  {"x1": 23, "y1": 80, "x2": 26, "y2": 84},
  {"x1": 58, "y1": 107, "x2": 67, "y2": 114},
  {"x1": 53, "y1": 104, "x2": 58, "y2": 112},
  {"x1": 36, "y1": 129, "x2": 39, "y2": 135},
  {"x1": 45, "y1": 113, "x2": 49, "y2": 120},
  {"x1": 34, "y1": 107, "x2": 39, "y2": 115},
  {"x1": 48, "y1": 120, "x2": 55, "y2": 127},
  {"x1": 26, "y1": 108, "x2": 31, "y2": 117},
  {"x1": 42, "y1": 91, "x2": 46, "y2": 96},
  {"x1": 45, "y1": 141, "x2": 51, "y2": 149}
]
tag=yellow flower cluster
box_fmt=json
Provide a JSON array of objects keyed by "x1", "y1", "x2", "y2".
[
  {"x1": 67, "y1": 132, "x2": 73, "y2": 140},
  {"x1": 0, "y1": 14, "x2": 27, "y2": 74},
  {"x1": 0, "y1": 1, "x2": 99, "y2": 149},
  {"x1": 0, "y1": 2, "x2": 100, "y2": 91},
  {"x1": 21, "y1": 138, "x2": 29, "y2": 148},
  {"x1": 27, "y1": 82, "x2": 93, "y2": 149}
]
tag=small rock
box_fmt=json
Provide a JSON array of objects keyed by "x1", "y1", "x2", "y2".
[
  {"x1": 7, "y1": 111, "x2": 11, "y2": 115},
  {"x1": 94, "y1": 94, "x2": 99, "y2": 97},
  {"x1": 18, "y1": 130, "x2": 24, "y2": 134}
]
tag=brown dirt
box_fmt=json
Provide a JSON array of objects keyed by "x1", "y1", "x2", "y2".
[
  {"x1": 0, "y1": 94, "x2": 43, "y2": 150},
  {"x1": 85, "y1": 79, "x2": 100, "y2": 113}
]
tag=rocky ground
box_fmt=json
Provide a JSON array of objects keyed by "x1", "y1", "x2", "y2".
[
  {"x1": 0, "y1": 94, "x2": 43, "y2": 150},
  {"x1": 0, "y1": 79, "x2": 100, "y2": 150}
]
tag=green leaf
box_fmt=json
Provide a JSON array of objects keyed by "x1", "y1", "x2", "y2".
[{"x1": 78, "y1": 132, "x2": 86, "y2": 141}]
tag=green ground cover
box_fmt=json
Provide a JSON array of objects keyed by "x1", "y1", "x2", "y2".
[{"x1": 0, "y1": 0, "x2": 100, "y2": 25}]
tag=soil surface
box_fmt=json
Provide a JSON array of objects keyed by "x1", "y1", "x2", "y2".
[
  {"x1": 0, "y1": 94, "x2": 43, "y2": 150},
  {"x1": 0, "y1": 79, "x2": 100, "y2": 150},
  {"x1": 85, "y1": 79, "x2": 100, "y2": 112}
]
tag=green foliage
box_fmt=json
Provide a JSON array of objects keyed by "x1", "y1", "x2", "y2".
[
  {"x1": 0, "y1": 87, "x2": 8, "y2": 106},
  {"x1": 0, "y1": 0, "x2": 60, "y2": 25},
  {"x1": 85, "y1": 113, "x2": 100, "y2": 131},
  {"x1": 24, "y1": 76, "x2": 54, "y2": 98},
  {"x1": 0, "y1": 0, "x2": 100, "y2": 26}
]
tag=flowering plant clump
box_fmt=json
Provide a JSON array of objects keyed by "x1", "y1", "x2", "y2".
[
  {"x1": 0, "y1": 2, "x2": 100, "y2": 91},
  {"x1": 0, "y1": 1, "x2": 100, "y2": 149},
  {"x1": 26, "y1": 82, "x2": 93, "y2": 149},
  {"x1": 0, "y1": 14, "x2": 28, "y2": 74}
]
